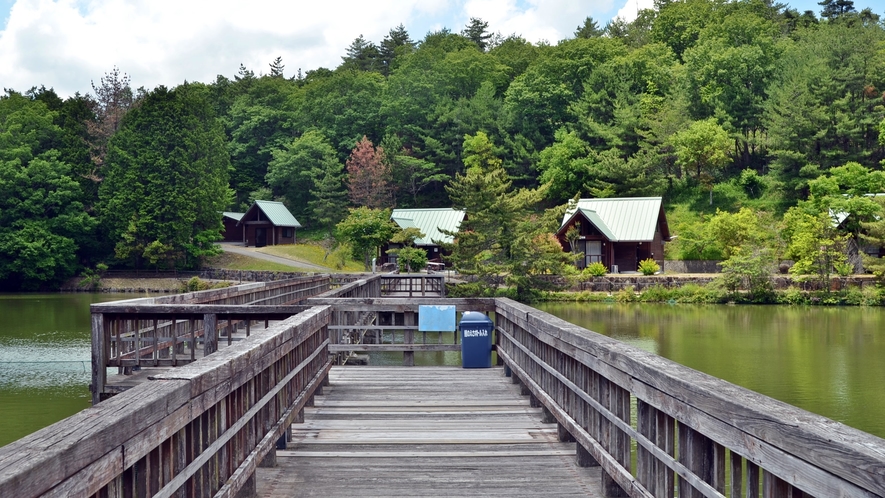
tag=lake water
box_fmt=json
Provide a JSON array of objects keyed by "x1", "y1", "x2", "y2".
[
  {"x1": 0, "y1": 293, "x2": 137, "y2": 447},
  {"x1": 534, "y1": 302, "x2": 885, "y2": 439},
  {"x1": 2, "y1": 296, "x2": 884, "y2": 447}
]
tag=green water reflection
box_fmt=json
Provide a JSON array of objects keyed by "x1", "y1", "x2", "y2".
[
  {"x1": 534, "y1": 302, "x2": 885, "y2": 439},
  {"x1": 0, "y1": 293, "x2": 139, "y2": 447}
]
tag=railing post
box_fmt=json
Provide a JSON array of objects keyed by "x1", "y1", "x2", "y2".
[
  {"x1": 403, "y1": 310, "x2": 415, "y2": 366},
  {"x1": 678, "y1": 424, "x2": 712, "y2": 498},
  {"x1": 91, "y1": 312, "x2": 107, "y2": 405},
  {"x1": 204, "y1": 314, "x2": 218, "y2": 356}
]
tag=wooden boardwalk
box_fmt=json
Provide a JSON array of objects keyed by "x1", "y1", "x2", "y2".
[{"x1": 257, "y1": 366, "x2": 603, "y2": 497}]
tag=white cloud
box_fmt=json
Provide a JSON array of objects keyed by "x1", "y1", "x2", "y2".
[
  {"x1": 615, "y1": 0, "x2": 655, "y2": 23},
  {"x1": 0, "y1": 0, "x2": 630, "y2": 98},
  {"x1": 0, "y1": 0, "x2": 434, "y2": 97},
  {"x1": 462, "y1": 0, "x2": 617, "y2": 43}
]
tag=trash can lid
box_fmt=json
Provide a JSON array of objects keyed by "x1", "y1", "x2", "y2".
[{"x1": 460, "y1": 311, "x2": 492, "y2": 324}]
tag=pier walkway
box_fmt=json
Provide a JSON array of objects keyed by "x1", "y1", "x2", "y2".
[
  {"x1": 258, "y1": 366, "x2": 602, "y2": 497},
  {"x1": 2, "y1": 274, "x2": 884, "y2": 498}
]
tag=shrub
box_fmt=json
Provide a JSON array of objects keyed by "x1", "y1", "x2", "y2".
[
  {"x1": 78, "y1": 263, "x2": 108, "y2": 290},
  {"x1": 616, "y1": 285, "x2": 638, "y2": 302},
  {"x1": 834, "y1": 261, "x2": 853, "y2": 277},
  {"x1": 638, "y1": 284, "x2": 677, "y2": 302},
  {"x1": 778, "y1": 287, "x2": 807, "y2": 305},
  {"x1": 638, "y1": 258, "x2": 660, "y2": 275},
  {"x1": 183, "y1": 276, "x2": 211, "y2": 292},
  {"x1": 582, "y1": 262, "x2": 608, "y2": 278}
]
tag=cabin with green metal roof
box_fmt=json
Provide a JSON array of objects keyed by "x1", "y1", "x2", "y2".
[
  {"x1": 236, "y1": 200, "x2": 302, "y2": 247},
  {"x1": 221, "y1": 211, "x2": 244, "y2": 242},
  {"x1": 383, "y1": 208, "x2": 465, "y2": 269},
  {"x1": 555, "y1": 197, "x2": 671, "y2": 273}
]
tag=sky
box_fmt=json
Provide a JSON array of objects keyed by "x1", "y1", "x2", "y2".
[{"x1": 0, "y1": 0, "x2": 871, "y2": 99}]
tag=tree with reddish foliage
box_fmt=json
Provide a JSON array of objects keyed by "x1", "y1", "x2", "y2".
[
  {"x1": 86, "y1": 66, "x2": 137, "y2": 182},
  {"x1": 346, "y1": 136, "x2": 394, "y2": 208}
]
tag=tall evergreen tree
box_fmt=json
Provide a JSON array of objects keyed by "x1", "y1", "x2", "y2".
[
  {"x1": 443, "y1": 132, "x2": 553, "y2": 295},
  {"x1": 379, "y1": 24, "x2": 415, "y2": 76},
  {"x1": 575, "y1": 17, "x2": 603, "y2": 38},
  {"x1": 462, "y1": 18, "x2": 493, "y2": 51},
  {"x1": 98, "y1": 84, "x2": 231, "y2": 269},
  {"x1": 341, "y1": 35, "x2": 381, "y2": 72},
  {"x1": 268, "y1": 56, "x2": 285, "y2": 78},
  {"x1": 819, "y1": 0, "x2": 855, "y2": 20}
]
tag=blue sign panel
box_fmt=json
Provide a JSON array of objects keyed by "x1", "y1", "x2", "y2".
[{"x1": 418, "y1": 305, "x2": 456, "y2": 331}]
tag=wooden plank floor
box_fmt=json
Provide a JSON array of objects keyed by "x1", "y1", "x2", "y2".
[{"x1": 258, "y1": 366, "x2": 603, "y2": 497}]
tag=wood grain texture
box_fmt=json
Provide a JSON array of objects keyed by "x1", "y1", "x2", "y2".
[
  {"x1": 494, "y1": 297, "x2": 885, "y2": 498},
  {"x1": 258, "y1": 366, "x2": 604, "y2": 497}
]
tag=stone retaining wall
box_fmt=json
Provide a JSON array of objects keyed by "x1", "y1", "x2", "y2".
[
  {"x1": 197, "y1": 268, "x2": 316, "y2": 282},
  {"x1": 662, "y1": 260, "x2": 722, "y2": 274},
  {"x1": 565, "y1": 274, "x2": 878, "y2": 292}
]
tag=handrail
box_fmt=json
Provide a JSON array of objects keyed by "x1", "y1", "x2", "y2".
[
  {"x1": 90, "y1": 276, "x2": 331, "y2": 404},
  {"x1": 493, "y1": 297, "x2": 885, "y2": 498},
  {"x1": 0, "y1": 306, "x2": 332, "y2": 498}
]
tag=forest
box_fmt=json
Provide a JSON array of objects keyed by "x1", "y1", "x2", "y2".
[{"x1": 0, "y1": 0, "x2": 884, "y2": 291}]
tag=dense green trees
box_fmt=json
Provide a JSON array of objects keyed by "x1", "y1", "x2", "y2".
[
  {"x1": 335, "y1": 207, "x2": 399, "y2": 270},
  {"x1": 98, "y1": 84, "x2": 230, "y2": 269},
  {"x1": 444, "y1": 132, "x2": 574, "y2": 299},
  {"x1": 0, "y1": 92, "x2": 96, "y2": 289},
  {"x1": 4, "y1": 1, "x2": 885, "y2": 289}
]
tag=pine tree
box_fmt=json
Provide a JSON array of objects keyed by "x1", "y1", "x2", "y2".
[
  {"x1": 575, "y1": 17, "x2": 603, "y2": 38},
  {"x1": 462, "y1": 18, "x2": 492, "y2": 51},
  {"x1": 341, "y1": 35, "x2": 380, "y2": 72},
  {"x1": 379, "y1": 24, "x2": 415, "y2": 76},
  {"x1": 268, "y1": 56, "x2": 285, "y2": 78}
]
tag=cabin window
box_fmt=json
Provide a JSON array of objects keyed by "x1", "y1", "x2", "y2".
[
  {"x1": 283, "y1": 228, "x2": 293, "y2": 238},
  {"x1": 584, "y1": 240, "x2": 603, "y2": 265}
]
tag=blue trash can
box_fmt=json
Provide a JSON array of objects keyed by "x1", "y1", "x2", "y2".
[{"x1": 459, "y1": 311, "x2": 493, "y2": 368}]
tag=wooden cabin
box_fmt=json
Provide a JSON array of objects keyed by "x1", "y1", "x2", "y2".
[
  {"x1": 236, "y1": 200, "x2": 301, "y2": 247},
  {"x1": 221, "y1": 212, "x2": 244, "y2": 242},
  {"x1": 556, "y1": 197, "x2": 671, "y2": 273},
  {"x1": 382, "y1": 208, "x2": 465, "y2": 270}
]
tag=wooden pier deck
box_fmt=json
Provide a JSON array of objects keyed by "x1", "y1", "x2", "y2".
[{"x1": 258, "y1": 366, "x2": 603, "y2": 497}]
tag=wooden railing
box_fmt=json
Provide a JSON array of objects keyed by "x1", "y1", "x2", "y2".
[
  {"x1": 307, "y1": 297, "x2": 494, "y2": 366},
  {"x1": 380, "y1": 273, "x2": 445, "y2": 297},
  {"x1": 90, "y1": 276, "x2": 330, "y2": 403},
  {"x1": 0, "y1": 306, "x2": 332, "y2": 498},
  {"x1": 493, "y1": 297, "x2": 885, "y2": 498},
  {"x1": 8, "y1": 290, "x2": 884, "y2": 498}
]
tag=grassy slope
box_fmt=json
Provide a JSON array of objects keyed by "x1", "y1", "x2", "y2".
[
  {"x1": 205, "y1": 251, "x2": 316, "y2": 272},
  {"x1": 258, "y1": 244, "x2": 365, "y2": 272},
  {"x1": 205, "y1": 243, "x2": 364, "y2": 273}
]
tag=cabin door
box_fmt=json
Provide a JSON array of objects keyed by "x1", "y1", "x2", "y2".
[{"x1": 256, "y1": 228, "x2": 267, "y2": 247}]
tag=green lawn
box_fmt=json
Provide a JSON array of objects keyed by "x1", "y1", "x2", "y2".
[
  {"x1": 205, "y1": 251, "x2": 315, "y2": 272},
  {"x1": 258, "y1": 243, "x2": 364, "y2": 272}
]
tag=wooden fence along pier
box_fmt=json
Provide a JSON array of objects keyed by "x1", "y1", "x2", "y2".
[{"x1": 1, "y1": 273, "x2": 883, "y2": 497}]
